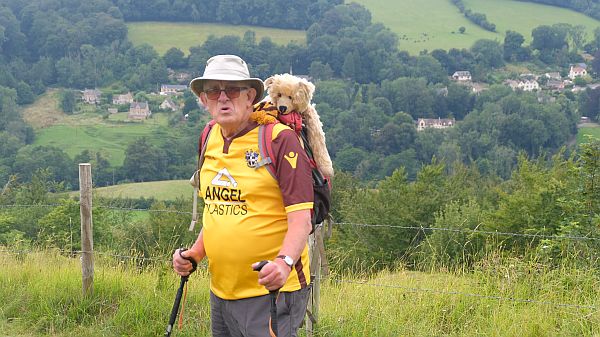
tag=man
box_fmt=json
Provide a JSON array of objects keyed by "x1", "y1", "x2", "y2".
[{"x1": 172, "y1": 54, "x2": 313, "y2": 337}]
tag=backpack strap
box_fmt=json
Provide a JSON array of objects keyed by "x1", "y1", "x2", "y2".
[
  {"x1": 189, "y1": 120, "x2": 216, "y2": 231},
  {"x1": 256, "y1": 122, "x2": 277, "y2": 180}
]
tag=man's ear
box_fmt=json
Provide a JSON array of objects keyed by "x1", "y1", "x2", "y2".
[
  {"x1": 246, "y1": 87, "x2": 257, "y2": 106},
  {"x1": 199, "y1": 93, "x2": 208, "y2": 108}
]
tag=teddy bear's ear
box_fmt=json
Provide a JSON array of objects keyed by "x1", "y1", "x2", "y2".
[
  {"x1": 295, "y1": 80, "x2": 315, "y2": 111},
  {"x1": 264, "y1": 77, "x2": 274, "y2": 91}
]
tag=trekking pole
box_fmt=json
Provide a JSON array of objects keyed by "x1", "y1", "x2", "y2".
[
  {"x1": 253, "y1": 260, "x2": 280, "y2": 337},
  {"x1": 165, "y1": 248, "x2": 197, "y2": 337}
]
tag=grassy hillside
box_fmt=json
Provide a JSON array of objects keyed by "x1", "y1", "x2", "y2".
[
  {"x1": 89, "y1": 179, "x2": 192, "y2": 200},
  {"x1": 22, "y1": 90, "x2": 178, "y2": 167},
  {"x1": 127, "y1": 22, "x2": 306, "y2": 55},
  {"x1": 464, "y1": 0, "x2": 600, "y2": 42},
  {"x1": 352, "y1": 0, "x2": 497, "y2": 54},
  {"x1": 1, "y1": 250, "x2": 599, "y2": 336},
  {"x1": 577, "y1": 125, "x2": 600, "y2": 144},
  {"x1": 354, "y1": 0, "x2": 600, "y2": 54}
]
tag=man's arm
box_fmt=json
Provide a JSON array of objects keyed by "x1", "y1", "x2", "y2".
[
  {"x1": 255, "y1": 209, "x2": 312, "y2": 291},
  {"x1": 173, "y1": 229, "x2": 206, "y2": 276}
]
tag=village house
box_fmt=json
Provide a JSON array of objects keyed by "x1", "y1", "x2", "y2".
[
  {"x1": 128, "y1": 101, "x2": 151, "y2": 120},
  {"x1": 505, "y1": 79, "x2": 539, "y2": 92},
  {"x1": 451, "y1": 71, "x2": 471, "y2": 82},
  {"x1": 159, "y1": 98, "x2": 178, "y2": 111},
  {"x1": 416, "y1": 118, "x2": 456, "y2": 131},
  {"x1": 160, "y1": 84, "x2": 188, "y2": 95},
  {"x1": 544, "y1": 72, "x2": 561, "y2": 80},
  {"x1": 107, "y1": 108, "x2": 118, "y2": 114},
  {"x1": 569, "y1": 65, "x2": 587, "y2": 79},
  {"x1": 112, "y1": 92, "x2": 134, "y2": 105},
  {"x1": 546, "y1": 79, "x2": 564, "y2": 91},
  {"x1": 82, "y1": 89, "x2": 101, "y2": 104}
]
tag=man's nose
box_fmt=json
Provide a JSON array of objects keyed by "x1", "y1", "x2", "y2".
[
  {"x1": 218, "y1": 89, "x2": 229, "y2": 101},
  {"x1": 278, "y1": 105, "x2": 287, "y2": 113}
]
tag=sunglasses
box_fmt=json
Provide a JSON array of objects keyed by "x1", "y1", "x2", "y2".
[{"x1": 204, "y1": 87, "x2": 249, "y2": 100}]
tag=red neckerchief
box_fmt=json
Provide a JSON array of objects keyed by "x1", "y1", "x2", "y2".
[{"x1": 277, "y1": 111, "x2": 303, "y2": 133}]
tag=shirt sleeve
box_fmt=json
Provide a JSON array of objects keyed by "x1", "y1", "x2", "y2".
[{"x1": 271, "y1": 127, "x2": 314, "y2": 212}]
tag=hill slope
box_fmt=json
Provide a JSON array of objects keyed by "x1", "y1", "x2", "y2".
[
  {"x1": 354, "y1": 0, "x2": 600, "y2": 54},
  {"x1": 127, "y1": 22, "x2": 306, "y2": 55}
]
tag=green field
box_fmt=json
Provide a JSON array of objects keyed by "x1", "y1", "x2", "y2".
[
  {"x1": 33, "y1": 113, "x2": 173, "y2": 167},
  {"x1": 89, "y1": 179, "x2": 192, "y2": 200},
  {"x1": 2, "y1": 250, "x2": 599, "y2": 336},
  {"x1": 127, "y1": 22, "x2": 306, "y2": 55},
  {"x1": 354, "y1": 0, "x2": 600, "y2": 54},
  {"x1": 577, "y1": 126, "x2": 600, "y2": 144}
]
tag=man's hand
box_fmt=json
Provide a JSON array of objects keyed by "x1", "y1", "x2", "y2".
[
  {"x1": 252, "y1": 259, "x2": 291, "y2": 291},
  {"x1": 172, "y1": 248, "x2": 199, "y2": 277}
]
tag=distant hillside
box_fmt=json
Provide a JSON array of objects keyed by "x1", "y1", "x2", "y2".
[
  {"x1": 353, "y1": 0, "x2": 600, "y2": 54},
  {"x1": 127, "y1": 22, "x2": 306, "y2": 55},
  {"x1": 88, "y1": 179, "x2": 192, "y2": 200}
]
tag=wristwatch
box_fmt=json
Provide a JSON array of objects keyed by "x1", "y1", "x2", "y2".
[{"x1": 276, "y1": 255, "x2": 294, "y2": 270}]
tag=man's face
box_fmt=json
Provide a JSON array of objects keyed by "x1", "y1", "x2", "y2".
[{"x1": 199, "y1": 80, "x2": 256, "y2": 132}]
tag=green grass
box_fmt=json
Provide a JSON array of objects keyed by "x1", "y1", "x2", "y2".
[
  {"x1": 33, "y1": 113, "x2": 173, "y2": 167},
  {"x1": 354, "y1": 0, "x2": 600, "y2": 54},
  {"x1": 465, "y1": 0, "x2": 600, "y2": 43},
  {"x1": 353, "y1": 0, "x2": 497, "y2": 54},
  {"x1": 89, "y1": 179, "x2": 192, "y2": 200},
  {"x1": 127, "y1": 22, "x2": 306, "y2": 55},
  {"x1": 2, "y1": 250, "x2": 599, "y2": 336},
  {"x1": 577, "y1": 126, "x2": 600, "y2": 144}
]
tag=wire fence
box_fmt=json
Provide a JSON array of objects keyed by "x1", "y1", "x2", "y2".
[
  {"x1": 3, "y1": 203, "x2": 599, "y2": 242},
  {"x1": 1, "y1": 202, "x2": 599, "y2": 312}
]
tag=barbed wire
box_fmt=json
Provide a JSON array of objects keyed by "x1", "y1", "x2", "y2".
[
  {"x1": 3, "y1": 203, "x2": 600, "y2": 242},
  {"x1": 334, "y1": 222, "x2": 600, "y2": 242}
]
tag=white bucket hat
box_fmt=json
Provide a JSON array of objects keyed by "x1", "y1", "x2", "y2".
[{"x1": 189, "y1": 55, "x2": 264, "y2": 104}]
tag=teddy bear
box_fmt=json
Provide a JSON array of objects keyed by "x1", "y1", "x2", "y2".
[{"x1": 252, "y1": 73, "x2": 334, "y2": 179}]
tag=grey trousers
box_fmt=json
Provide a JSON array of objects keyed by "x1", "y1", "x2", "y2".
[{"x1": 210, "y1": 287, "x2": 310, "y2": 337}]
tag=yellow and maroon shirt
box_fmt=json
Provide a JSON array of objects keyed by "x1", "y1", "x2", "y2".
[{"x1": 200, "y1": 121, "x2": 313, "y2": 300}]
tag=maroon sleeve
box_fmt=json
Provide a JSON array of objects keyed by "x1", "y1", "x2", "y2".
[{"x1": 271, "y1": 128, "x2": 314, "y2": 208}]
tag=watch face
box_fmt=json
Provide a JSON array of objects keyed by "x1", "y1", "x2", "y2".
[{"x1": 284, "y1": 256, "x2": 294, "y2": 266}]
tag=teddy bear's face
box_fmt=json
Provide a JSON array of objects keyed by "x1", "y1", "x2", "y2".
[
  {"x1": 272, "y1": 90, "x2": 295, "y2": 115},
  {"x1": 265, "y1": 74, "x2": 315, "y2": 115}
]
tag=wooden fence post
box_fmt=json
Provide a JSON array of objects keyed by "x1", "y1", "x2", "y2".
[
  {"x1": 79, "y1": 163, "x2": 94, "y2": 297},
  {"x1": 306, "y1": 225, "x2": 322, "y2": 337}
]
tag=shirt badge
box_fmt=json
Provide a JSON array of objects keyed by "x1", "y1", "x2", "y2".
[{"x1": 245, "y1": 149, "x2": 260, "y2": 168}]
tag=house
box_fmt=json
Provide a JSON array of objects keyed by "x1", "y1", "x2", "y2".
[
  {"x1": 160, "y1": 84, "x2": 188, "y2": 95},
  {"x1": 546, "y1": 79, "x2": 564, "y2": 91},
  {"x1": 505, "y1": 79, "x2": 539, "y2": 92},
  {"x1": 416, "y1": 118, "x2": 456, "y2": 131},
  {"x1": 159, "y1": 98, "x2": 178, "y2": 111},
  {"x1": 544, "y1": 72, "x2": 561, "y2": 80},
  {"x1": 82, "y1": 89, "x2": 101, "y2": 104},
  {"x1": 112, "y1": 92, "x2": 134, "y2": 105},
  {"x1": 468, "y1": 82, "x2": 488, "y2": 94},
  {"x1": 569, "y1": 65, "x2": 587, "y2": 80},
  {"x1": 107, "y1": 108, "x2": 118, "y2": 114},
  {"x1": 128, "y1": 101, "x2": 151, "y2": 120},
  {"x1": 452, "y1": 71, "x2": 471, "y2": 81}
]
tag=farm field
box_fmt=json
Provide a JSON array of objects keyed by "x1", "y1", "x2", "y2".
[
  {"x1": 577, "y1": 125, "x2": 600, "y2": 144},
  {"x1": 21, "y1": 89, "x2": 177, "y2": 166},
  {"x1": 85, "y1": 179, "x2": 192, "y2": 200},
  {"x1": 464, "y1": 0, "x2": 600, "y2": 43},
  {"x1": 1, "y1": 250, "x2": 599, "y2": 336},
  {"x1": 127, "y1": 22, "x2": 306, "y2": 55},
  {"x1": 354, "y1": 0, "x2": 600, "y2": 54}
]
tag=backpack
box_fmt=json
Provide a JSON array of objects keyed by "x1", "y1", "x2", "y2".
[{"x1": 189, "y1": 119, "x2": 331, "y2": 233}]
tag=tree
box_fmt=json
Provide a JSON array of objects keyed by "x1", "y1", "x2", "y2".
[
  {"x1": 503, "y1": 30, "x2": 525, "y2": 61},
  {"x1": 471, "y1": 39, "x2": 504, "y2": 68},
  {"x1": 60, "y1": 90, "x2": 76, "y2": 114},
  {"x1": 163, "y1": 47, "x2": 186, "y2": 69},
  {"x1": 458, "y1": 26, "x2": 465, "y2": 34},
  {"x1": 122, "y1": 138, "x2": 168, "y2": 182}
]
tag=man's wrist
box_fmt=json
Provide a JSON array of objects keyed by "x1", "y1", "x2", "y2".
[{"x1": 276, "y1": 255, "x2": 294, "y2": 270}]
